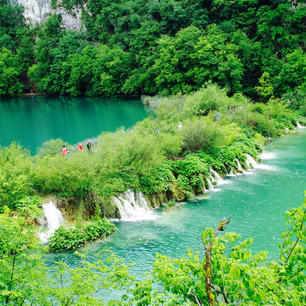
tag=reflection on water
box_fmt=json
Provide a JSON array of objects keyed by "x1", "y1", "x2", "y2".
[{"x1": 0, "y1": 96, "x2": 149, "y2": 154}]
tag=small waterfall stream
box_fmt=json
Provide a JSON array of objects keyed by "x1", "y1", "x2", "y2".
[
  {"x1": 246, "y1": 154, "x2": 258, "y2": 168},
  {"x1": 236, "y1": 159, "x2": 244, "y2": 173},
  {"x1": 113, "y1": 153, "x2": 276, "y2": 221},
  {"x1": 114, "y1": 190, "x2": 157, "y2": 221},
  {"x1": 39, "y1": 201, "x2": 64, "y2": 243}
]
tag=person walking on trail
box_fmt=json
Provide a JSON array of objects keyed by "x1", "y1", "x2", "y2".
[
  {"x1": 86, "y1": 141, "x2": 92, "y2": 152},
  {"x1": 62, "y1": 145, "x2": 68, "y2": 156},
  {"x1": 78, "y1": 143, "x2": 83, "y2": 151}
]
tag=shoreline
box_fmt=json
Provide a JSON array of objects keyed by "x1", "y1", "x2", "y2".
[{"x1": 2, "y1": 86, "x2": 304, "y2": 250}]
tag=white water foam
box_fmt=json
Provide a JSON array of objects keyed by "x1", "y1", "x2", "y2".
[
  {"x1": 114, "y1": 190, "x2": 157, "y2": 221},
  {"x1": 228, "y1": 168, "x2": 236, "y2": 177},
  {"x1": 207, "y1": 178, "x2": 214, "y2": 189},
  {"x1": 259, "y1": 152, "x2": 276, "y2": 160},
  {"x1": 246, "y1": 153, "x2": 274, "y2": 170},
  {"x1": 235, "y1": 159, "x2": 244, "y2": 173},
  {"x1": 39, "y1": 201, "x2": 64, "y2": 243},
  {"x1": 253, "y1": 164, "x2": 274, "y2": 170},
  {"x1": 297, "y1": 122, "x2": 306, "y2": 129},
  {"x1": 210, "y1": 169, "x2": 230, "y2": 186},
  {"x1": 246, "y1": 154, "x2": 257, "y2": 168}
]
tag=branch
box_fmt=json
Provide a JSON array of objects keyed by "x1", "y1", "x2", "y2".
[
  {"x1": 209, "y1": 284, "x2": 229, "y2": 304},
  {"x1": 188, "y1": 287, "x2": 202, "y2": 306},
  {"x1": 285, "y1": 237, "x2": 300, "y2": 265},
  {"x1": 219, "y1": 284, "x2": 230, "y2": 304},
  {"x1": 204, "y1": 217, "x2": 230, "y2": 306},
  {"x1": 264, "y1": 285, "x2": 287, "y2": 303}
]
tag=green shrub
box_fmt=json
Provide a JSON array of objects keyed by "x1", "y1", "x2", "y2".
[
  {"x1": 37, "y1": 138, "x2": 70, "y2": 158},
  {"x1": 180, "y1": 117, "x2": 222, "y2": 152},
  {"x1": 48, "y1": 219, "x2": 116, "y2": 252},
  {"x1": 164, "y1": 201, "x2": 176, "y2": 210},
  {"x1": 0, "y1": 144, "x2": 34, "y2": 212}
]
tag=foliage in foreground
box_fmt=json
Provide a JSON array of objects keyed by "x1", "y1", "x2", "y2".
[{"x1": 0, "y1": 195, "x2": 305, "y2": 305}]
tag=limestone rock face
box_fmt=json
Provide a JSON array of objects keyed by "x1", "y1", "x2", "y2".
[{"x1": 13, "y1": 0, "x2": 82, "y2": 29}]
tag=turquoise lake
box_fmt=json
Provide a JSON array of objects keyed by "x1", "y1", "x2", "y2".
[{"x1": 0, "y1": 96, "x2": 149, "y2": 153}]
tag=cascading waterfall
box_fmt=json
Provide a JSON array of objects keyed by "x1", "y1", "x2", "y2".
[
  {"x1": 211, "y1": 169, "x2": 229, "y2": 186},
  {"x1": 235, "y1": 159, "x2": 244, "y2": 173},
  {"x1": 39, "y1": 201, "x2": 64, "y2": 243},
  {"x1": 247, "y1": 153, "x2": 273, "y2": 170},
  {"x1": 207, "y1": 176, "x2": 214, "y2": 189},
  {"x1": 228, "y1": 168, "x2": 235, "y2": 176},
  {"x1": 297, "y1": 122, "x2": 305, "y2": 129},
  {"x1": 246, "y1": 154, "x2": 258, "y2": 168},
  {"x1": 210, "y1": 169, "x2": 221, "y2": 183},
  {"x1": 114, "y1": 190, "x2": 157, "y2": 221},
  {"x1": 115, "y1": 153, "x2": 274, "y2": 219}
]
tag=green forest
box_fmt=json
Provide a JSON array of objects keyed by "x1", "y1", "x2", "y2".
[
  {"x1": 0, "y1": 0, "x2": 306, "y2": 108},
  {"x1": 0, "y1": 0, "x2": 306, "y2": 305}
]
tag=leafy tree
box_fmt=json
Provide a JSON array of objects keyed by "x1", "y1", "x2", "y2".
[
  {"x1": 0, "y1": 212, "x2": 47, "y2": 305},
  {"x1": 0, "y1": 48, "x2": 23, "y2": 95},
  {"x1": 255, "y1": 72, "x2": 274, "y2": 102},
  {"x1": 28, "y1": 14, "x2": 64, "y2": 94}
]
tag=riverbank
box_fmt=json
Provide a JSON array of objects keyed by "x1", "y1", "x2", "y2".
[
  {"x1": 71, "y1": 128, "x2": 305, "y2": 284},
  {"x1": 0, "y1": 84, "x2": 304, "y2": 249}
]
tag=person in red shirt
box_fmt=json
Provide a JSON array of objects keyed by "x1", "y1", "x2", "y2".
[
  {"x1": 62, "y1": 145, "x2": 68, "y2": 156},
  {"x1": 78, "y1": 143, "x2": 83, "y2": 151}
]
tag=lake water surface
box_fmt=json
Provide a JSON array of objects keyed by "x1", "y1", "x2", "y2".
[{"x1": 0, "y1": 96, "x2": 149, "y2": 153}]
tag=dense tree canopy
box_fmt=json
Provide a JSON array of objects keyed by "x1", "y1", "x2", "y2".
[{"x1": 0, "y1": 0, "x2": 305, "y2": 109}]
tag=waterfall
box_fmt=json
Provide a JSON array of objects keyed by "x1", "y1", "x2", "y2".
[
  {"x1": 13, "y1": 0, "x2": 82, "y2": 29},
  {"x1": 246, "y1": 154, "x2": 258, "y2": 169},
  {"x1": 246, "y1": 153, "x2": 273, "y2": 170},
  {"x1": 297, "y1": 122, "x2": 306, "y2": 129},
  {"x1": 39, "y1": 201, "x2": 64, "y2": 243},
  {"x1": 210, "y1": 169, "x2": 221, "y2": 183},
  {"x1": 207, "y1": 177, "x2": 214, "y2": 189},
  {"x1": 235, "y1": 159, "x2": 243, "y2": 173},
  {"x1": 114, "y1": 190, "x2": 157, "y2": 221},
  {"x1": 209, "y1": 169, "x2": 229, "y2": 186},
  {"x1": 246, "y1": 154, "x2": 258, "y2": 168},
  {"x1": 228, "y1": 168, "x2": 235, "y2": 177}
]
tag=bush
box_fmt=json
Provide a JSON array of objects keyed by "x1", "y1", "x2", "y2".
[
  {"x1": 37, "y1": 138, "x2": 70, "y2": 158},
  {"x1": 48, "y1": 219, "x2": 116, "y2": 252},
  {"x1": 282, "y1": 87, "x2": 306, "y2": 115},
  {"x1": 180, "y1": 117, "x2": 222, "y2": 152},
  {"x1": 0, "y1": 144, "x2": 34, "y2": 212}
]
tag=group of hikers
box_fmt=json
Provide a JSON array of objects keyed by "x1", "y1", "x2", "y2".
[{"x1": 62, "y1": 141, "x2": 92, "y2": 156}]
